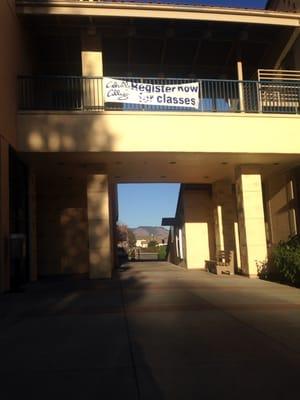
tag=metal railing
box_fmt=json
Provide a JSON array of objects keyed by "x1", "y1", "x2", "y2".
[
  {"x1": 18, "y1": 76, "x2": 103, "y2": 111},
  {"x1": 258, "y1": 69, "x2": 300, "y2": 82},
  {"x1": 18, "y1": 76, "x2": 300, "y2": 114}
]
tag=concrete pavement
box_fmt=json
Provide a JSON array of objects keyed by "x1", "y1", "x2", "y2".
[{"x1": 1, "y1": 261, "x2": 300, "y2": 399}]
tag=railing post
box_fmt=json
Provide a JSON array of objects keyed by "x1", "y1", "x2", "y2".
[
  {"x1": 199, "y1": 80, "x2": 204, "y2": 112},
  {"x1": 238, "y1": 81, "x2": 245, "y2": 112},
  {"x1": 141, "y1": 78, "x2": 144, "y2": 111},
  {"x1": 257, "y1": 81, "x2": 263, "y2": 113}
]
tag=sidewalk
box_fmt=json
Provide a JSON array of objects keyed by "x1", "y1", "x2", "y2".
[{"x1": 1, "y1": 262, "x2": 300, "y2": 399}]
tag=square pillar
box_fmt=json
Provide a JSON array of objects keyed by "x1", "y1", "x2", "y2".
[
  {"x1": 81, "y1": 30, "x2": 103, "y2": 109},
  {"x1": 212, "y1": 180, "x2": 237, "y2": 260},
  {"x1": 183, "y1": 189, "x2": 214, "y2": 269},
  {"x1": 109, "y1": 181, "x2": 119, "y2": 268},
  {"x1": 235, "y1": 166, "x2": 267, "y2": 277},
  {"x1": 87, "y1": 174, "x2": 113, "y2": 279},
  {"x1": 0, "y1": 138, "x2": 10, "y2": 292},
  {"x1": 28, "y1": 170, "x2": 37, "y2": 282}
]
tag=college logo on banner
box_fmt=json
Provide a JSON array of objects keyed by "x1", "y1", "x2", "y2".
[{"x1": 103, "y1": 78, "x2": 199, "y2": 109}]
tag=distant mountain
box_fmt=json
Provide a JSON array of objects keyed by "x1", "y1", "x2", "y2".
[{"x1": 130, "y1": 226, "x2": 169, "y2": 241}]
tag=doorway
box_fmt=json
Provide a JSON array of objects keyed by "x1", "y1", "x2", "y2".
[{"x1": 116, "y1": 183, "x2": 180, "y2": 265}]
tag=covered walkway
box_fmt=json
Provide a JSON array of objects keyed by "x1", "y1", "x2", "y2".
[{"x1": 1, "y1": 262, "x2": 300, "y2": 399}]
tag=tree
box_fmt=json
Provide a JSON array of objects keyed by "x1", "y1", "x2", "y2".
[
  {"x1": 148, "y1": 240, "x2": 158, "y2": 248},
  {"x1": 116, "y1": 224, "x2": 136, "y2": 249},
  {"x1": 128, "y1": 230, "x2": 136, "y2": 248},
  {"x1": 116, "y1": 223, "x2": 128, "y2": 243},
  {"x1": 158, "y1": 245, "x2": 167, "y2": 260}
]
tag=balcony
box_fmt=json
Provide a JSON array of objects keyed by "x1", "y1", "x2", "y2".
[{"x1": 18, "y1": 76, "x2": 300, "y2": 114}]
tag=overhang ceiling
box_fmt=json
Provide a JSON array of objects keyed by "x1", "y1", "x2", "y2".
[
  {"x1": 21, "y1": 15, "x2": 295, "y2": 78},
  {"x1": 20, "y1": 151, "x2": 300, "y2": 183}
]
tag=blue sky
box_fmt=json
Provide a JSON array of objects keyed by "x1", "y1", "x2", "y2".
[
  {"x1": 138, "y1": 1, "x2": 268, "y2": 7},
  {"x1": 118, "y1": 184, "x2": 180, "y2": 228}
]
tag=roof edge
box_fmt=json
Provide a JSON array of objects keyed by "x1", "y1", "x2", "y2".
[{"x1": 17, "y1": 1, "x2": 300, "y2": 20}]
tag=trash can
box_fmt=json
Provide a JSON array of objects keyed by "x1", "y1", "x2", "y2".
[{"x1": 10, "y1": 234, "x2": 26, "y2": 290}]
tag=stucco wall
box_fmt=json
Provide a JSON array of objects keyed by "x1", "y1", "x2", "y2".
[
  {"x1": 17, "y1": 112, "x2": 300, "y2": 154},
  {"x1": 264, "y1": 170, "x2": 298, "y2": 245},
  {"x1": 36, "y1": 175, "x2": 89, "y2": 276},
  {"x1": 0, "y1": 1, "x2": 19, "y2": 148}
]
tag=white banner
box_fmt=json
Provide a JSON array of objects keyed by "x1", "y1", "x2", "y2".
[{"x1": 103, "y1": 78, "x2": 199, "y2": 109}]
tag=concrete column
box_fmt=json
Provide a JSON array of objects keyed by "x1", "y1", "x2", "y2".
[
  {"x1": 183, "y1": 189, "x2": 214, "y2": 269},
  {"x1": 81, "y1": 30, "x2": 103, "y2": 108},
  {"x1": 87, "y1": 174, "x2": 113, "y2": 279},
  {"x1": 28, "y1": 170, "x2": 37, "y2": 281},
  {"x1": 212, "y1": 180, "x2": 236, "y2": 258},
  {"x1": 0, "y1": 137, "x2": 10, "y2": 292},
  {"x1": 237, "y1": 60, "x2": 245, "y2": 112},
  {"x1": 108, "y1": 181, "x2": 118, "y2": 268},
  {"x1": 235, "y1": 166, "x2": 267, "y2": 277}
]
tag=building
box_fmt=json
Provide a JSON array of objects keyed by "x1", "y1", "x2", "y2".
[
  {"x1": 266, "y1": 0, "x2": 300, "y2": 12},
  {"x1": 136, "y1": 240, "x2": 148, "y2": 249},
  {"x1": 1, "y1": 0, "x2": 300, "y2": 291},
  {"x1": 266, "y1": 1, "x2": 300, "y2": 70}
]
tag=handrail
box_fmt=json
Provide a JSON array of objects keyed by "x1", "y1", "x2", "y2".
[
  {"x1": 18, "y1": 75, "x2": 300, "y2": 114},
  {"x1": 258, "y1": 69, "x2": 300, "y2": 81}
]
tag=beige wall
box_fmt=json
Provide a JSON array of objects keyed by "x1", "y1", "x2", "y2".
[
  {"x1": 87, "y1": 174, "x2": 113, "y2": 279},
  {"x1": 212, "y1": 180, "x2": 238, "y2": 268},
  {"x1": 28, "y1": 170, "x2": 38, "y2": 281},
  {"x1": 81, "y1": 31, "x2": 103, "y2": 77},
  {"x1": 264, "y1": 169, "x2": 298, "y2": 246},
  {"x1": 109, "y1": 181, "x2": 119, "y2": 268},
  {"x1": 0, "y1": 1, "x2": 32, "y2": 292},
  {"x1": 36, "y1": 175, "x2": 89, "y2": 276},
  {"x1": 183, "y1": 190, "x2": 215, "y2": 269},
  {"x1": 0, "y1": 138, "x2": 10, "y2": 292},
  {"x1": 17, "y1": 112, "x2": 300, "y2": 154},
  {"x1": 0, "y1": 0, "x2": 20, "y2": 148},
  {"x1": 167, "y1": 199, "x2": 186, "y2": 268},
  {"x1": 36, "y1": 173, "x2": 115, "y2": 278},
  {"x1": 167, "y1": 228, "x2": 177, "y2": 265}
]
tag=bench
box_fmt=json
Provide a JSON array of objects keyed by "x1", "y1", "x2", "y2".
[{"x1": 205, "y1": 250, "x2": 235, "y2": 275}]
